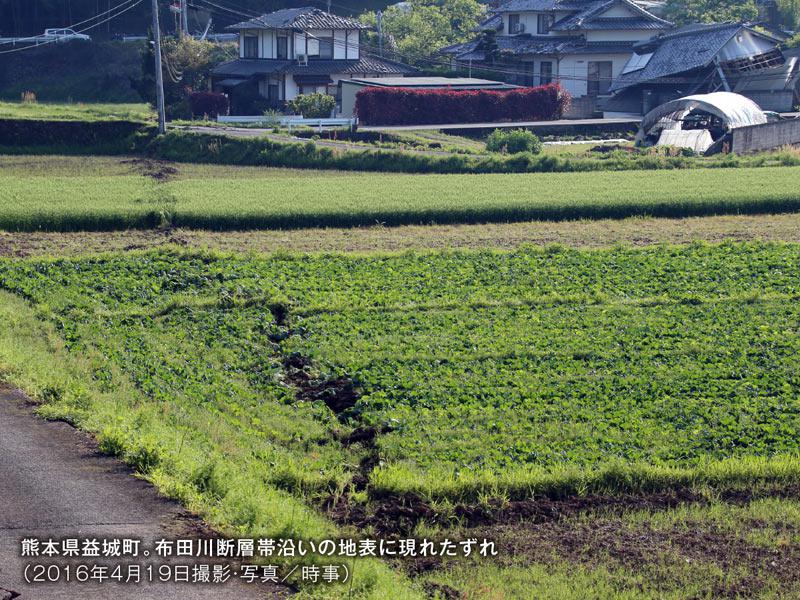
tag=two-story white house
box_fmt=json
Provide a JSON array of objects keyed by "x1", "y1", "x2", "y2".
[
  {"x1": 212, "y1": 7, "x2": 414, "y2": 114},
  {"x1": 440, "y1": 0, "x2": 672, "y2": 116}
]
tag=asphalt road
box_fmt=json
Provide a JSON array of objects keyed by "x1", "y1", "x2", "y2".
[{"x1": 0, "y1": 385, "x2": 283, "y2": 600}]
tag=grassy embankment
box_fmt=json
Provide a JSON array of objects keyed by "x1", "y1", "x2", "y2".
[{"x1": 0, "y1": 101, "x2": 153, "y2": 122}]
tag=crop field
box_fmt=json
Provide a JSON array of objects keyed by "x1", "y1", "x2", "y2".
[
  {"x1": 2, "y1": 242, "x2": 800, "y2": 597},
  {"x1": 2, "y1": 155, "x2": 800, "y2": 231}
]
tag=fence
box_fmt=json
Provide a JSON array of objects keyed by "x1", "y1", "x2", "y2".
[{"x1": 217, "y1": 116, "x2": 358, "y2": 132}]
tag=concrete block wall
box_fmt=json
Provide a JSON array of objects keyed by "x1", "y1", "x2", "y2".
[{"x1": 732, "y1": 119, "x2": 800, "y2": 153}]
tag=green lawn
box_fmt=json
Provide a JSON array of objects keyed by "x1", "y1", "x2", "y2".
[
  {"x1": 1, "y1": 155, "x2": 799, "y2": 231},
  {"x1": 0, "y1": 101, "x2": 152, "y2": 122}
]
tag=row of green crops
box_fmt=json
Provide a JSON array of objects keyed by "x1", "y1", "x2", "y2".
[
  {"x1": 3, "y1": 243, "x2": 800, "y2": 505},
  {"x1": 2, "y1": 164, "x2": 800, "y2": 232}
]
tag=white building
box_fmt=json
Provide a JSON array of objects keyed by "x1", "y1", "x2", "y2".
[
  {"x1": 440, "y1": 0, "x2": 672, "y2": 116},
  {"x1": 212, "y1": 7, "x2": 414, "y2": 114}
]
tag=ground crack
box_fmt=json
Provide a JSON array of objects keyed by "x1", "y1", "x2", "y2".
[{"x1": 0, "y1": 586, "x2": 21, "y2": 600}]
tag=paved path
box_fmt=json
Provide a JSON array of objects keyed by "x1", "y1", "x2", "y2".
[{"x1": 0, "y1": 385, "x2": 283, "y2": 600}]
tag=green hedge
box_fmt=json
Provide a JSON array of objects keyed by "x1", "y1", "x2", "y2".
[{"x1": 0, "y1": 118, "x2": 155, "y2": 154}]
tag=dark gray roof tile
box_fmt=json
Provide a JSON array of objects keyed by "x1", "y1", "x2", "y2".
[
  {"x1": 610, "y1": 23, "x2": 768, "y2": 91},
  {"x1": 444, "y1": 34, "x2": 635, "y2": 60},
  {"x1": 213, "y1": 57, "x2": 415, "y2": 78},
  {"x1": 228, "y1": 7, "x2": 368, "y2": 31},
  {"x1": 551, "y1": 0, "x2": 671, "y2": 30}
]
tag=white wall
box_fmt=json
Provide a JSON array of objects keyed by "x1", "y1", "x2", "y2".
[
  {"x1": 501, "y1": 12, "x2": 573, "y2": 36},
  {"x1": 259, "y1": 29, "x2": 275, "y2": 58},
  {"x1": 602, "y1": 4, "x2": 638, "y2": 17},
  {"x1": 333, "y1": 30, "x2": 346, "y2": 59},
  {"x1": 558, "y1": 52, "x2": 631, "y2": 97},
  {"x1": 585, "y1": 29, "x2": 656, "y2": 42},
  {"x1": 244, "y1": 28, "x2": 361, "y2": 59},
  {"x1": 346, "y1": 30, "x2": 359, "y2": 59},
  {"x1": 284, "y1": 74, "x2": 299, "y2": 100}
]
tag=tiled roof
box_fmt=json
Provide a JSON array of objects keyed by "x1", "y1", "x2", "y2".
[
  {"x1": 610, "y1": 23, "x2": 762, "y2": 91},
  {"x1": 474, "y1": 14, "x2": 504, "y2": 32},
  {"x1": 284, "y1": 56, "x2": 416, "y2": 74},
  {"x1": 213, "y1": 56, "x2": 414, "y2": 78},
  {"x1": 212, "y1": 59, "x2": 290, "y2": 77},
  {"x1": 228, "y1": 7, "x2": 368, "y2": 31},
  {"x1": 551, "y1": 0, "x2": 671, "y2": 31},
  {"x1": 579, "y1": 17, "x2": 672, "y2": 29},
  {"x1": 442, "y1": 34, "x2": 635, "y2": 60},
  {"x1": 494, "y1": 0, "x2": 594, "y2": 13}
]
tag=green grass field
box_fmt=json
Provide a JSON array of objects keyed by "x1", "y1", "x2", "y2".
[
  {"x1": 0, "y1": 101, "x2": 152, "y2": 122},
  {"x1": 2, "y1": 243, "x2": 800, "y2": 597},
  {"x1": 1, "y1": 155, "x2": 800, "y2": 231}
]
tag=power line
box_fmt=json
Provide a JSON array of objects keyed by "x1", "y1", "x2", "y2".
[
  {"x1": 0, "y1": 0, "x2": 140, "y2": 46},
  {"x1": 182, "y1": 1, "x2": 800, "y2": 86},
  {"x1": 0, "y1": 0, "x2": 144, "y2": 54}
]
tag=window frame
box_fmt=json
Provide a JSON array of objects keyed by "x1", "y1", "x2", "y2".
[
  {"x1": 537, "y1": 14, "x2": 554, "y2": 35},
  {"x1": 277, "y1": 36, "x2": 288, "y2": 59},
  {"x1": 508, "y1": 14, "x2": 520, "y2": 33},
  {"x1": 243, "y1": 34, "x2": 259, "y2": 58},
  {"x1": 539, "y1": 61, "x2": 553, "y2": 85},
  {"x1": 318, "y1": 36, "x2": 334, "y2": 59}
]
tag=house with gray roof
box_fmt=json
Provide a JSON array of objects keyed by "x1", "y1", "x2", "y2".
[
  {"x1": 212, "y1": 7, "x2": 414, "y2": 114},
  {"x1": 440, "y1": 0, "x2": 672, "y2": 116},
  {"x1": 607, "y1": 23, "x2": 800, "y2": 113}
]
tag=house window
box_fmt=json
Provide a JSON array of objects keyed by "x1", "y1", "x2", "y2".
[
  {"x1": 277, "y1": 36, "x2": 288, "y2": 59},
  {"x1": 588, "y1": 61, "x2": 613, "y2": 96},
  {"x1": 540, "y1": 61, "x2": 553, "y2": 85},
  {"x1": 243, "y1": 35, "x2": 258, "y2": 58},
  {"x1": 318, "y1": 36, "x2": 334, "y2": 59},
  {"x1": 537, "y1": 14, "x2": 554, "y2": 34},
  {"x1": 307, "y1": 36, "x2": 320, "y2": 57},
  {"x1": 508, "y1": 14, "x2": 521, "y2": 34}
]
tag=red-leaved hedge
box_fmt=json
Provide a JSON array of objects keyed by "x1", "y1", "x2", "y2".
[
  {"x1": 354, "y1": 84, "x2": 570, "y2": 126},
  {"x1": 188, "y1": 91, "x2": 230, "y2": 119}
]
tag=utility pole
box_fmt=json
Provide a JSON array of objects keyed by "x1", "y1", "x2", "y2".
[
  {"x1": 151, "y1": 0, "x2": 166, "y2": 134},
  {"x1": 326, "y1": 0, "x2": 331, "y2": 12},
  {"x1": 181, "y1": 0, "x2": 189, "y2": 37},
  {"x1": 376, "y1": 10, "x2": 383, "y2": 57}
]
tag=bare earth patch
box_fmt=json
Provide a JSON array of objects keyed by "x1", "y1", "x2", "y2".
[{"x1": 2, "y1": 213, "x2": 800, "y2": 257}]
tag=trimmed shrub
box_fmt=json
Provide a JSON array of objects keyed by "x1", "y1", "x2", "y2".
[
  {"x1": 355, "y1": 84, "x2": 570, "y2": 126},
  {"x1": 0, "y1": 118, "x2": 150, "y2": 150},
  {"x1": 187, "y1": 91, "x2": 229, "y2": 119},
  {"x1": 286, "y1": 93, "x2": 336, "y2": 118},
  {"x1": 486, "y1": 129, "x2": 543, "y2": 154}
]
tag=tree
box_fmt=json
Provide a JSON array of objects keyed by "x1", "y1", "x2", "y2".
[
  {"x1": 477, "y1": 30, "x2": 500, "y2": 64},
  {"x1": 776, "y1": 0, "x2": 800, "y2": 29},
  {"x1": 130, "y1": 34, "x2": 235, "y2": 117},
  {"x1": 360, "y1": 0, "x2": 485, "y2": 65},
  {"x1": 664, "y1": 0, "x2": 759, "y2": 25}
]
